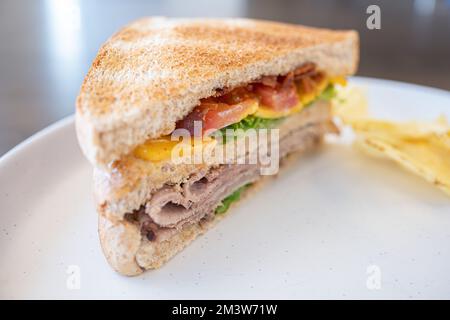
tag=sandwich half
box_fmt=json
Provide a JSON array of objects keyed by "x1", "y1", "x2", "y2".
[{"x1": 75, "y1": 17, "x2": 359, "y2": 275}]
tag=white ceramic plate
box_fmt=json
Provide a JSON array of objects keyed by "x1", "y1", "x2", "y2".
[{"x1": 1, "y1": 77, "x2": 450, "y2": 299}]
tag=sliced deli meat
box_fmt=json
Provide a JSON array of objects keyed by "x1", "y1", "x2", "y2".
[{"x1": 125, "y1": 101, "x2": 338, "y2": 243}]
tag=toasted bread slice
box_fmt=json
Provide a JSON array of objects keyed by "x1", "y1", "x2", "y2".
[{"x1": 76, "y1": 17, "x2": 358, "y2": 168}]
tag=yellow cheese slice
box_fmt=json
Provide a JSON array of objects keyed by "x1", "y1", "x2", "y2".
[
  {"x1": 134, "y1": 136, "x2": 216, "y2": 162},
  {"x1": 254, "y1": 102, "x2": 304, "y2": 119}
]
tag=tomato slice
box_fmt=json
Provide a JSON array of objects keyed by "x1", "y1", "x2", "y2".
[
  {"x1": 254, "y1": 74, "x2": 299, "y2": 111},
  {"x1": 176, "y1": 98, "x2": 258, "y2": 136}
]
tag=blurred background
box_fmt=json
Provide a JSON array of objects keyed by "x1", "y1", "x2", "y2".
[{"x1": 0, "y1": 0, "x2": 449, "y2": 156}]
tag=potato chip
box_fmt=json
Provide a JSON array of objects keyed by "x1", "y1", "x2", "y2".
[
  {"x1": 332, "y1": 85, "x2": 450, "y2": 196},
  {"x1": 354, "y1": 134, "x2": 450, "y2": 196},
  {"x1": 350, "y1": 118, "x2": 448, "y2": 140},
  {"x1": 332, "y1": 85, "x2": 368, "y2": 122}
]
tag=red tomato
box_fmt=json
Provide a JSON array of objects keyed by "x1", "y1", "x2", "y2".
[{"x1": 176, "y1": 99, "x2": 257, "y2": 136}]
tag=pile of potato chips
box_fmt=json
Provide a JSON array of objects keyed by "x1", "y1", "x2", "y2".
[{"x1": 332, "y1": 85, "x2": 450, "y2": 196}]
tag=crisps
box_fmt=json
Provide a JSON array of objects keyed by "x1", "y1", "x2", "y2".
[
  {"x1": 332, "y1": 85, "x2": 450, "y2": 196},
  {"x1": 332, "y1": 85, "x2": 368, "y2": 122},
  {"x1": 355, "y1": 134, "x2": 450, "y2": 196},
  {"x1": 350, "y1": 118, "x2": 449, "y2": 140}
]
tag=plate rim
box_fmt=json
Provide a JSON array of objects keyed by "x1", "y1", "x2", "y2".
[{"x1": 0, "y1": 115, "x2": 74, "y2": 167}]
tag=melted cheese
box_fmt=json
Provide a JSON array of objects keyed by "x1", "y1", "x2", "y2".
[
  {"x1": 330, "y1": 76, "x2": 347, "y2": 86},
  {"x1": 134, "y1": 136, "x2": 216, "y2": 162},
  {"x1": 254, "y1": 102, "x2": 304, "y2": 119},
  {"x1": 133, "y1": 137, "x2": 180, "y2": 161}
]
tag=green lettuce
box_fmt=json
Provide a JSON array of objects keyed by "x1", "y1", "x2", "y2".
[
  {"x1": 317, "y1": 84, "x2": 337, "y2": 102},
  {"x1": 219, "y1": 115, "x2": 283, "y2": 134},
  {"x1": 215, "y1": 184, "x2": 251, "y2": 214}
]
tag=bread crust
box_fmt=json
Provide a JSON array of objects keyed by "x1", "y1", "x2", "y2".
[
  {"x1": 76, "y1": 17, "x2": 359, "y2": 167},
  {"x1": 98, "y1": 214, "x2": 143, "y2": 275}
]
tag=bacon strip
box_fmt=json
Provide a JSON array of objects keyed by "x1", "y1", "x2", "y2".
[
  {"x1": 293, "y1": 62, "x2": 317, "y2": 79},
  {"x1": 177, "y1": 62, "x2": 326, "y2": 131}
]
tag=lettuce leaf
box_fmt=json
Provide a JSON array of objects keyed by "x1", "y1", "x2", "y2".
[
  {"x1": 317, "y1": 84, "x2": 337, "y2": 102},
  {"x1": 215, "y1": 184, "x2": 251, "y2": 214},
  {"x1": 219, "y1": 115, "x2": 283, "y2": 134}
]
